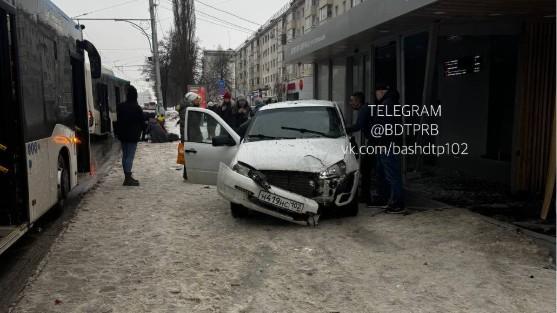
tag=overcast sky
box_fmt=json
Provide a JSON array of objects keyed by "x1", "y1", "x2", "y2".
[{"x1": 52, "y1": 0, "x2": 287, "y2": 93}]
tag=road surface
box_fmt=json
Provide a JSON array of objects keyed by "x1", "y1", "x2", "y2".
[{"x1": 8, "y1": 142, "x2": 556, "y2": 313}]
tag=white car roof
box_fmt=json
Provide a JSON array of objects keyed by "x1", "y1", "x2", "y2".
[{"x1": 259, "y1": 100, "x2": 336, "y2": 111}]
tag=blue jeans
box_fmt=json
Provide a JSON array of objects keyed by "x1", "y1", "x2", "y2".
[
  {"x1": 376, "y1": 153, "x2": 404, "y2": 205},
  {"x1": 121, "y1": 142, "x2": 138, "y2": 175}
]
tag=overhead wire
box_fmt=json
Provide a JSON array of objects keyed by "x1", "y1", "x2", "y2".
[
  {"x1": 194, "y1": 0, "x2": 261, "y2": 26},
  {"x1": 197, "y1": 16, "x2": 251, "y2": 34},
  {"x1": 72, "y1": 0, "x2": 142, "y2": 18},
  {"x1": 163, "y1": 0, "x2": 259, "y2": 30},
  {"x1": 158, "y1": 4, "x2": 254, "y2": 34},
  {"x1": 196, "y1": 11, "x2": 255, "y2": 33}
]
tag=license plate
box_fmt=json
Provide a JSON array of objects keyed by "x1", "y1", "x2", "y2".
[{"x1": 257, "y1": 191, "x2": 305, "y2": 213}]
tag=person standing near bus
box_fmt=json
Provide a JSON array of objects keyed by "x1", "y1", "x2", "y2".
[{"x1": 115, "y1": 85, "x2": 144, "y2": 186}]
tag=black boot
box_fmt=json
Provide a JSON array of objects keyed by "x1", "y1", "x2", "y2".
[
  {"x1": 123, "y1": 173, "x2": 140, "y2": 186},
  {"x1": 385, "y1": 202, "x2": 406, "y2": 214}
]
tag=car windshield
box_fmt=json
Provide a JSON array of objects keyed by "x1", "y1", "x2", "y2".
[{"x1": 246, "y1": 106, "x2": 344, "y2": 141}]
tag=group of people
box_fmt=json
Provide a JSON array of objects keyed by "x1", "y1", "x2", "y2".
[
  {"x1": 114, "y1": 84, "x2": 404, "y2": 214},
  {"x1": 176, "y1": 91, "x2": 271, "y2": 141}
]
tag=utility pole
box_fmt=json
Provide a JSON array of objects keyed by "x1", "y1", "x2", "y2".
[{"x1": 149, "y1": 0, "x2": 165, "y2": 114}]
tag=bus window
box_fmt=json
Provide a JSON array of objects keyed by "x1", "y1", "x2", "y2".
[{"x1": 115, "y1": 86, "x2": 121, "y2": 106}]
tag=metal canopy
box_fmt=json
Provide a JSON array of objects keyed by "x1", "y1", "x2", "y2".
[{"x1": 283, "y1": 0, "x2": 556, "y2": 64}]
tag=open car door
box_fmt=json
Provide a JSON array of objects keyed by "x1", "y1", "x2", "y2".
[{"x1": 185, "y1": 107, "x2": 240, "y2": 185}]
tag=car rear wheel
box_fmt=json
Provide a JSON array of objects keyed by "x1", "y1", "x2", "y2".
[{"x1": 230, "y1": 202, "x2": 249, "y2": 218}]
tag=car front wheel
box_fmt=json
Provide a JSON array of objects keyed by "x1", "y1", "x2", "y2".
[
  {"x1": 338, "y1": 195, "x2": 359, "y2": 217},
  {"x1": 230, "y1": 202, "x2": 249, "y2": 218}
]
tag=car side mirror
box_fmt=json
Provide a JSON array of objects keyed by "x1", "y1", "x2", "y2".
[{"x1": 212, "y1": 135, "x2": 236, "y2": 147}]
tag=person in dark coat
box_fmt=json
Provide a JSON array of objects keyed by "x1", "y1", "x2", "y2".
[
  {"x1": 207, "y1": 102, "x2": 218, "y2": 138},
  {"x1": 346, "y1": 92, "x2": 373, "y2": 205},
  {"x1": 235, "y1": 96, "x2": 251, "y2": 127},
  {"x1": 217, "y1": 91, "x2": 237, "y2": 129},
  {"x1": 177, "y1": 92, "x2": 201, "y2": 143},
  {"x1": 372, "y1": 83, "x2": 405, "y2": 213},
  {"x1": 148, "y1": 118, "x2": 168, "y2": 143},
  {"x1": 115, "y1": 85, "x2": 144, "y2": 186}
]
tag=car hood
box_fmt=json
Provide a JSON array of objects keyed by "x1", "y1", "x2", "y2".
[{"x1": 236, "y1": 138, "x2": 348, "y2": 173}]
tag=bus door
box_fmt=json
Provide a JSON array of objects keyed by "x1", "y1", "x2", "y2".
[
  {"x1": 71, "y1": 57, "x2": 91, "y2": 173},
  {"x1": 0, "y1": 8, "x2": 27, "y2": 225},
  {"x1": 96, "y1": 83, "x2": 110, "y2": 134}
]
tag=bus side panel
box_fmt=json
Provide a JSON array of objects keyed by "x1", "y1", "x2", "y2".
[
  {"x1": 25, "y1": 138, "x2": 54, "y2": 223},
  {"x1": 27, "y1": 125, "x2": 77, "y2": 224}
]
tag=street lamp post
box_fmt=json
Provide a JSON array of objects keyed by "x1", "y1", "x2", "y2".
[
  {"x1": 75, "y1": 14, "x2": 165, "y2": 114},
  {"x1": 148, "y1": 0, "x2": 165, "y2": 115}
]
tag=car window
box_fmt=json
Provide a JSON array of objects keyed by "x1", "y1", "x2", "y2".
[
  {"x1": 246, "y1": 106, "x2": 344, "y2": 141},
  {"x1": 187, "y1": 111, "x2": 226, "y2": 144}
]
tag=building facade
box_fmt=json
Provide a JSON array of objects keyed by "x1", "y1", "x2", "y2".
[
  {"x1": 234, "y1": 0, "x2": 316, "y2": 102},
  {"x1": 283, "y1": 0, "x2": 555, "y2": 200}
]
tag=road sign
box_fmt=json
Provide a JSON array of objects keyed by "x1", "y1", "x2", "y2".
[{"x1": 218, "y1": 79, "x2": 226, "y2": 95}]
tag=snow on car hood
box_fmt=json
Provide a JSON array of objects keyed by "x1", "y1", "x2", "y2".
[{"x1": 236, "y1": 138, "x2": 347, "y2": 173}]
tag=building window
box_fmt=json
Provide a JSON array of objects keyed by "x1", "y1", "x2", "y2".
[{"x1": 319, "y1": 5, "x2": 331, "y2": 22}]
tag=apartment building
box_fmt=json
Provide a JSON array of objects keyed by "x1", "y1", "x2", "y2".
[{"x1": 234, "y1": 0, "x2": 316, "y2": 102}]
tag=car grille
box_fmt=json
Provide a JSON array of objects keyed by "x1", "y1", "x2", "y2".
[{"x1": 260, "y1": 171, "x2": 319, "y2": 198}]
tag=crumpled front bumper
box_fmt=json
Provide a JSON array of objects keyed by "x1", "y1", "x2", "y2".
[{"x1": 216, "y1": 163, "x2": 320, "y2": 225}]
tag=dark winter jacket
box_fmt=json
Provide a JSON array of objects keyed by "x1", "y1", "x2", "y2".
[
  {"x1": 236, "y1": 105, "x2": 251, "y2": 127},
  {"x1": 346, "y1": 103, "x2": 372, "y2": 140},
  {"x1": 218, "y1": 102, "x2": 237, "y2": 129},
  {"x1": 372, "y1": 90, "x2": 402, "y2": 146},
  {"x1": 116, "y1": 100, "x2": 144, "y2": 143},
  {"x1": 148, "y1": 119, "x2": 168, "y2": 143}
]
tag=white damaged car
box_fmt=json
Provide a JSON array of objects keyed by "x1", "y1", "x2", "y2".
[{"x1": 184, "y1": 101, "x2": 359, "y2": 226}]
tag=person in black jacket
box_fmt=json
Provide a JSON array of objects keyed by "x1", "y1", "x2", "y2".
[
  {"x1": 116, "y1": 85, "x2": 144, "y2": 186},
  {"x1": 373, "y1": 84, "x2": 405, "y2": 213},
  {"x1": 235, "y1": 96, "x2": 252, "y2": 127},
  {"x1": 217, "y1": 92, "x2": 237, "y2": 129},
  {"x1": 346, "y1": 92, "x2": 374, "y2": 206}
]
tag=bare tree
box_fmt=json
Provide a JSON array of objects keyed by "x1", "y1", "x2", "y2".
[
  {"x1": 142, "y1": 38, "x2": 172, "y2": 108},
  {"x1": 143, "y1": 0, "x2": 199, "y2": 108},
  {"x1": 169, "y1": 0, "x2": 198, "y2": 105}
]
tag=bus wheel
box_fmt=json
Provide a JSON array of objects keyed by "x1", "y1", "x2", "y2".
[{"x1": 56, "y1": 154, "x2": 70, "y2": 211}]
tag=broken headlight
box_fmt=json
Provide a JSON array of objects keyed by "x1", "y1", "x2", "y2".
[
  {"x1": 233, "y1": 162, "x2": 271, "y2": 191},
  {"x1": 232, "y1": 162, "x2": 252, "y2": 177},
  {"x1": 319, "y1": 161, "x2": 347, "y2": 179}
]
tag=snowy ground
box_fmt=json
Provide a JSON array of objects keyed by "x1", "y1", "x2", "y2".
[{"x1": 10, "y1": 142, "x2": 555, "y2": 313}]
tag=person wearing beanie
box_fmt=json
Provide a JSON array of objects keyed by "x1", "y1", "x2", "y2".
[
  {"x1": 176, "y1": 92, "x2": 201, "y2": 180},
  {"x1": 115, "y1": 85, "x2": 144, "y2": 186},
  {"x1": 218, "y1": 91, "x2": 237, "y2": 129},
  {"x1": 177, "y1": 92, "x2": 201, "y2": 143},
  {"x1": 235, "y1": 95, "x2": 251, "y2": 125}
]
